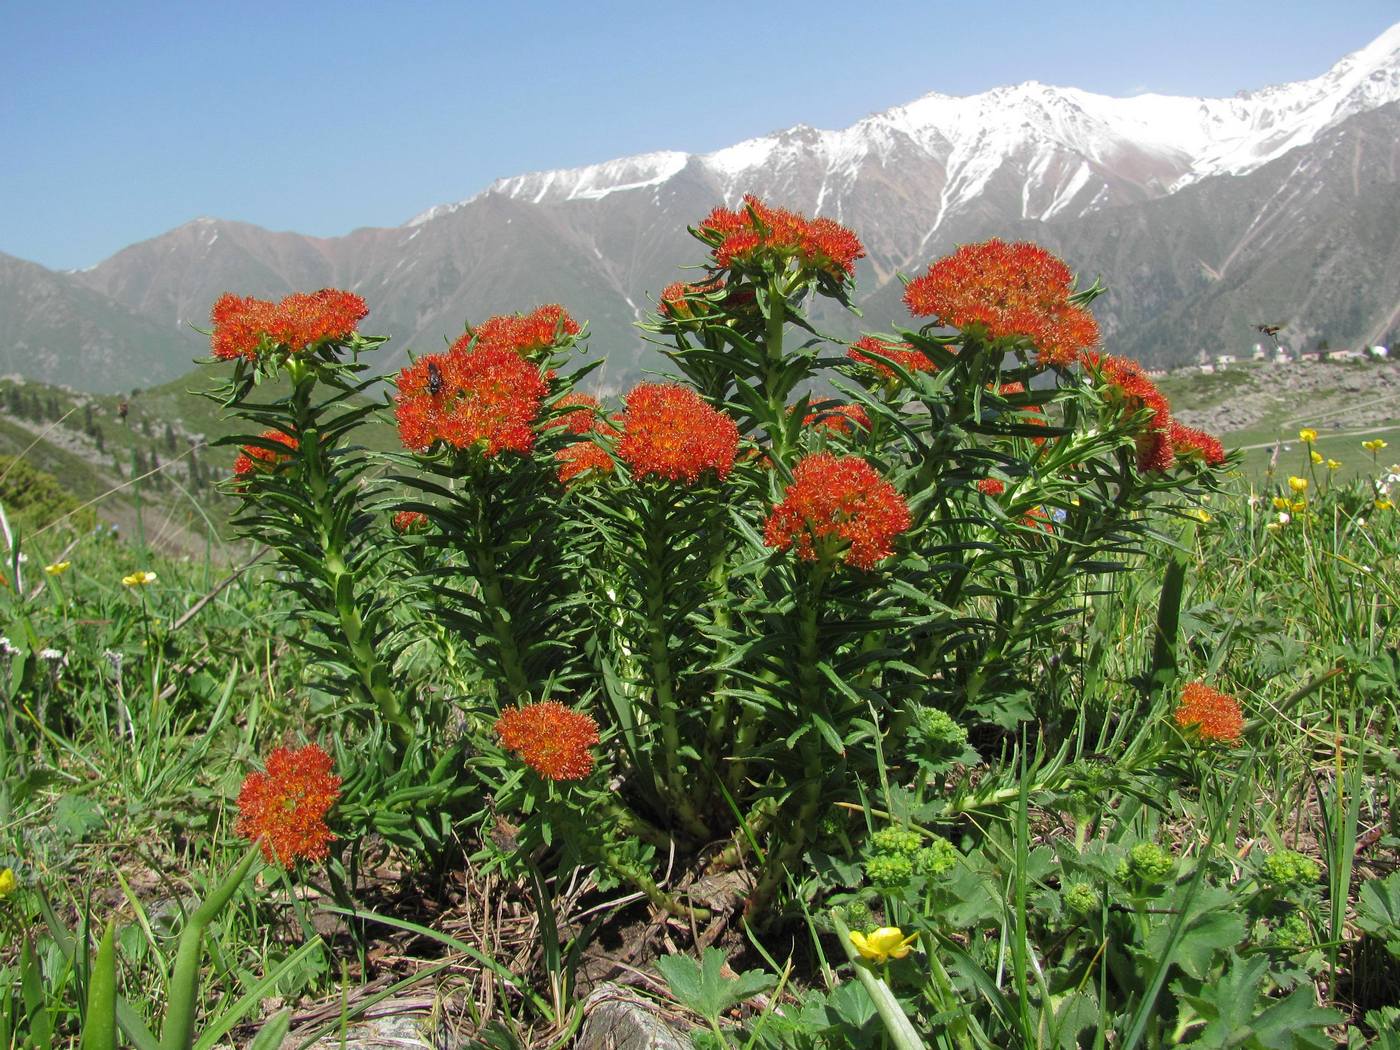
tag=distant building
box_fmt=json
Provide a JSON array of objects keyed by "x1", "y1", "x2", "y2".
[
  {"x1": 1216, "y1": 354, "x2": 1237, "y2": 366},
  {"x1": 1368, "y1": 345, "x2": 1390, "y2": 359},
  {"x1": 1328, "y1": 348, "x2": 1363, "y2": 361},
  {"x1": 1252, "y1": 343, "x2": 1267, "y2": 361}
]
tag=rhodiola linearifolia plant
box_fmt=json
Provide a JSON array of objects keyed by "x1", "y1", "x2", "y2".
[
  {"x1": 207, "y1": 197, "x2": 1230, "y2": 924},
  {"x1": 203, "y1": 292, "x2": 472, "y2": 862}
]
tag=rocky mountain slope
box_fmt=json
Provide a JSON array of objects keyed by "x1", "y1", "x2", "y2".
[{"x1": 4, "y1": 24, "x2": 1398, "y2": 392}]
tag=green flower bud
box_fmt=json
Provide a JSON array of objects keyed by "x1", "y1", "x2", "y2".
[
  {"x1": 839, "y1": 899, "x2": 874, "y2": 931},
  {"x1": 914, "y1": 837, "x2": 960, "y2": 878},
  {"x1": 872, "y1": 827, "x2": 923, "y2": 858},
  {"x1": 866, "y1": 852, "x2": 914, "y2": 889},
  {"x1": 1273, "y1": 912, "x2": 1312, "y2": 952},
  {"x1": 1261, "y1": 849, "x2": 1320, "y2": 890},
  {"x1": 912, "y1": 707, "x2": 968, "y2": 753},
  {"x1": 1063, "y1": 881, "x2": 1099, "y2": 915},
  {"x1": 1116, "y1": 842, "x2": 1175, "y2": 885}
]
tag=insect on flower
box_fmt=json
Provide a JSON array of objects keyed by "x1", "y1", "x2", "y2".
[{"x1": 426, "y1": 361, "x2": 444, "y2": 396}]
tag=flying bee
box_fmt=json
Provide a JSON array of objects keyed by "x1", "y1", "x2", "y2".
[
  {"x1": 426, "y1": 361, "x2": 444, "y2": 396},
  {"x1": 1252, "y1": 323, "x2": 1285, "y2": 347}
]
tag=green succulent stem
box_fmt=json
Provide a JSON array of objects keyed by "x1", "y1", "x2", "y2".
[
  {"x1": 745, "y1": 564, "x2": 829, "y2": 922},
  {"x1": 288, "y1": 367, "x2": 410, "y2": 751},
  {"x1": 641, "y1": 500, "x2": 710, "y2": 842}
]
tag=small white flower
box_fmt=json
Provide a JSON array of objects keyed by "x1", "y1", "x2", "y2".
[
  {"x1": 39, "y1": 648, "x2": 66, "y2": 664},
  {"x1": 0, "y1": 637, "x2": 16, "y2": 658},
  {"x1": 1277, "y1": 512, "x2": 1291, "y2": 525}
]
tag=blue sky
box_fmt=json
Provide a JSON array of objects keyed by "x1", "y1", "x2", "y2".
[{"x1": 2, "y1": 0, "x2": 1396, "y2": 270}]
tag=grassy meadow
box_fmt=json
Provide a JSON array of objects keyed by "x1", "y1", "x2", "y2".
[{"x1": 3, "y1": 238, "x2": 1400, "y2": 1048}]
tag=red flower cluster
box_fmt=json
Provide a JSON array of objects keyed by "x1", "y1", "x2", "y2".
[
  {"x1": 659, "y1": 277, "x2": 725, "y2": 319},
  {"x1": 210, "y1": 289, "x2": 368, "y2": 361},
  {"x1": 1169, "y1": 422, "x2": 1226, "y2": 466},
  {"x1": 235, "y1": 743, "x2": 342, "y2": 865},
  {"x1": 1174, "y1": 682, "x2": 1244, "y2": 744},
  {"x1": 394, "y1": 346, "x2": 550, "y2": 455},
  {"x1": 698, "y1": 195, "x2": 865, "y2": 281},
  {"x1": 847, "y1": 336, "x2": 934, "y2": 380},
  {"x1": 555, "y1": 442, "x2": 615, "y2": 485},
  {"x1": 391, "y1": 509, "x2": 429, "y2": 533},
  {"x1": 495, "y1": 701, "x2": 600, "y2": 781},
  {"x1": 764, "y1": 453, "x2": 911, "y2": 570},
  {"x1": 977, "y1": 478, "x2": 1006, "y2": 497},
  {"x1": 546, "y1": 393, "x2": 615, "y2": 436},
  {"x1": 617, "y1": 384, "x2": 739, "y2": 484},
  {"x1": 1083, "y1": 352, "x2": 1220, "y2": 473},
  {"x1": 902, "y1": 240, "x2": 1098, "y2": 366},
  {"x1": 803, "y1": 403, "x2": 871, "y2": 435},
  {"x1": 232, "y1": 429, "x2": 298, "y2": 479},
  {"x1": 452, "y1": 304, "x2": 581, "y2": 358}
]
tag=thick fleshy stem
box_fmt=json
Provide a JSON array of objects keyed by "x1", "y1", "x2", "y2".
[
  {"x1": 642, "y1": 503, "x2": 710, "y2": 842},
  {"x1": 744, "y1": 564, "x2": 829, "y2": 923},
  {"x1": 288, "y1": 364, "x2": 410, "y2": 751}
]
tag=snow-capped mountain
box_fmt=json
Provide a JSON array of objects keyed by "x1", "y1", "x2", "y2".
[
  {"x1": 4, "y1": 24, "x2": 1399, "y2": 392},
  {"x1": 428, "y1": 22, "x2": 1400, "y2": 226}
]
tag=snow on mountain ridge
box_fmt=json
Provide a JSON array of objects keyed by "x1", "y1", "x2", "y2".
[{"x1": 406, "y1": 23, "x2": 1400, "y2": 228}]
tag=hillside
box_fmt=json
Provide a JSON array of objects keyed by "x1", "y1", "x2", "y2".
[{"x1": 0, "y1": 369, "x2": 397, "y2": 556}]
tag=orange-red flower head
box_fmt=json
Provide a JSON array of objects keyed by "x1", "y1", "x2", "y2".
[
  {"x1": 545, "y1": 393, "x2": 615, "y2": 437},
  {"x1": 453, "y1": 305, "x2": 581, "y2": 358},
  {"x1": 764, "y1": 453, "x2": 911, "y2": 570},
  {"x1": 902, "y1": 240, "x2": 1097, "y2": 366},
  {"x1": 1169, "y1": 422, "x2": 1226, "y2": 467},
  {"x1": 495, "y1": 701, "x2": 600, "y2": 781},
  {"x1": 1084, "y1": 352, "x2": 1176, "y2": 472},
  {"x1": 1174, "y1": 683, "x2": 1244, "y2": 744},
  {"x1": 210, "y1": 289, "x2": 367, "y2": 361},
  {"x1": 233, "y1": 429, "x2": 298, "y2": 480},
  {"x1": 555, "y1": 442, "x2": 615, "y2": 485},
  {"x1": 698, "y1": 195, "x2": 865, "y2": 281},
  {"x1": 395, "y1": 346, "x2": 550, "y2": 456},
  {"x1": 847, "y1": 336, "x2": 935, "y2": 380},
  {"x1": 617, "y1": 383, "x2": 739, "y2": 484},
  {"x1": 391, "y1": 509, "x2": 429, "y2": 533},
  {"x1": 977, "y1": 478, "x2": 1006, "y2": 497},
  {"x1": 803, "y1": 403, "x2": 870, "y2": 435},
  {"x1": 235, "y1": 743, "x2": 341, "y2": 865}
]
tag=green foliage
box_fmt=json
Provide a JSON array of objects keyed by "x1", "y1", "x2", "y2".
[{"x1": 0, "y1": 455, "x2": 95, "y2": 533}]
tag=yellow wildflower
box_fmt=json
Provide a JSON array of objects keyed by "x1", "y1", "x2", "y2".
[
  {"x1": 1290, "y1": 499, "x2": 1307, "y2": 513},
  {"x1": 122, "y1": 570, "x2": 158, "y2": 587},
  {"x1": 1287, "y1": 476, "x2": 1308, "y2": 494},
  {"x1": 1377, "y1": 498, "x2": 1394, "y2": 512},
  {"x1": 1272, "y1": 497, "x2": 1291, "y2": 511},
  {"x1": 44, "y1": 561, "x2": 71, "y2": 576},
  {"x1": 1326, "y1": 459, "x2": 1341, "y2": 471},
  {"x1": 1298, "y1": 428, "x2": 1317, "y2": 444},
  {"x1": 1362, "y1": 439, "x2": 1388, "y2": 453},
  {"x1": 850, "y1": 927, "x2": 919, "y2": 965},
  {"x1": 0, "y1": 867, "x2": 16, "y2": 896},
  {"x1": 1187, "y1": 508, "x2": 1211, "y2": 523},
  {"x1": 1310, "y1": 450, "x2": 1323, "y2": 465}
]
